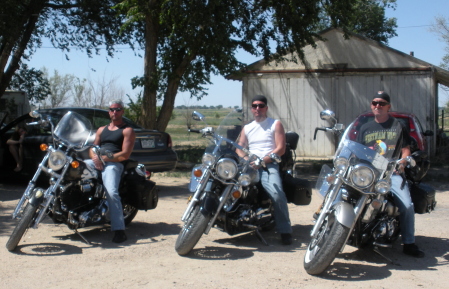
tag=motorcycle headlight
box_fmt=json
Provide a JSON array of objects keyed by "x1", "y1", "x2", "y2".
[
  {"x1": 216, "y1": 158, "x2": 238, "y2": 180},
  {"x1": 350, "y1": 164, "x2": 375, "y2": 188},
  {"x1": 202, "y1": 153, "x2": 215, "y2": 166},
  {"x1": 375, "y1": 180, "x2": 391, "y2": 195},
  {"x1": 238, "y1": 173, "x2": 252, "y2": 186},
  {"x1": 334, "y1": 157, "x2": 349, "y2": 172},
  {"x1": 48, "y1": 150, "x2": 67, "y2": 171}
]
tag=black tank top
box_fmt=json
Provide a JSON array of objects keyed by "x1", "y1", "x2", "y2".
[{"x1": 99, "y1": 124, "x2": 129, "y2": 154}]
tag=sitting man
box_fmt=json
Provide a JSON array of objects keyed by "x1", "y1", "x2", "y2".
[
  {"x1": 236, "y1": 95, "x2": 293, "y2": 245},
  {"x1": 85, "y1": 100, "x2": 136, "y2": 243},
  {"x1": 356, "y1": 91, "x2": 424, "y2": 258}
]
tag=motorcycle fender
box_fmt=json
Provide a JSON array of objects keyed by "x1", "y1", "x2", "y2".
[
  {"x1": 29, "y1": 190, "x2": 45, "y2": 206},
  {"x1": 200, "y1": 192, "x2": 219, "y2": 215},
  {"x1": 334, "y1": 201, "x2": 356, "y2": 228}
]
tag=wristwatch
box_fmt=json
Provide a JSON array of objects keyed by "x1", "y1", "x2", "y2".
[{"x1": 106, "y1": 151, "x2": 114, "y2": 159}]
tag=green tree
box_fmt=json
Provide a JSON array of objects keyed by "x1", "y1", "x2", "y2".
[
  {"x1": 318, "y1": 0, "x2": 397, "y2": 44},
  {"x1": 430, "y1": 16, "x2": 449, "y2": 70},
  {"x1": 0, "y1": 0, "x2": 134, "y2": 99},
  {"x1": 7, "y1": 64, "x2": 50, "y2": 104},
  {"x1": 115, "y1": 0, "x2": 397, "y2": 132}
]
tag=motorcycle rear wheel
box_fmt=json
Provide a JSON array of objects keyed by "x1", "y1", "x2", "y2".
[
  {"x1": 303, "y1": 211, "x2": 350, "y2": 275},
  {"x1": 175, "y1": 204, "x2": 211, "y2": 256},
  {"x1": 123, "y1": 204, "x2": 138, "y2": 226},
  {"x1": 6, "y1": 203, "x2": 39, "y2": 252}
]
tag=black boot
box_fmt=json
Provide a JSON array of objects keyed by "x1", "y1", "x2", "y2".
[
  {"x1": 112, "y1": 230, "x2": 127, "y2": 243},
  {"x1": 403, "y1": 243, "x2": 424, "y2": 258},
  {"x1": 281, "y1": 233, "x2": 292, "y2": 245}
]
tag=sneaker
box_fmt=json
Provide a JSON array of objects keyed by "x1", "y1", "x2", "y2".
[
  {"x1": 112, "y1": 230, "x2": 127, "y2": 243},
  {"x1": 281, "y1": 233, "x2": 293, "y2": 245},
  {"x1": 403, "y1": 243, "x2": 425, "y2": 258}
]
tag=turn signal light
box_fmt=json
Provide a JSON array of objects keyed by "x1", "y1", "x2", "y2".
[
  {"x1": 232, "y1": 190, "x2": 242, "y2": 199},
  {"x1": 40, "y1": 143, "x2": 48, "y2": 151},
  {"x1": 71, "y1": 161, "x2": 80, "y2": 169},
  {"x1": 371, "y1": 199, "x2": 382, "y2": 210},
  {"x1": 193, "y1": 169, "x2": 203, "y2": 178}
]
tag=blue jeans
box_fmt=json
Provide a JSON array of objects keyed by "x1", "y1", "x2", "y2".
[
  {"x1": 256, "y1": 163, "x2": 292, "y2": 234},
  {"x1": 85, "y1": 160, "x2": 125, "y2": 231},
  {"x1": 390, "y1": 175, "x2": 415, "y2": 244}
]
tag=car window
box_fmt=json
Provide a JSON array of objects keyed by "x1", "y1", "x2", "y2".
[
  {"x1": 92, "y1": 115, "x2": 111, "y2": 129},
  {"x1": 395, "y1": 117, "x2": 410, "y2": 132},
  {"x1": 413, "y1": 116, "x2": 424, "y2": 135}
]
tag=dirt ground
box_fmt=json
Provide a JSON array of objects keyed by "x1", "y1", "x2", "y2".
[{"x1": 0, "y1": 173, "x2": 448, "y2": 289}]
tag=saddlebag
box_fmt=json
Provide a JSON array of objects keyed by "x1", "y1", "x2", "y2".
[
  {"x1": 283, "y1": 174, "x2": 312, "y2": 205},
  {"x1": 123, "y1": 174, "x2": 159, "y2": 211},
  {"x1": 410, "y1": 182, "x2": 436, "y2": 214}
]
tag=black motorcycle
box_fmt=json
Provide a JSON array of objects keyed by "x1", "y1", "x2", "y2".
[
  {"x1": 303, "y1": 110, "x2": 436, "y2": 275},
  {"x1": 6, "y1": 111, "x2": 158, "y2": 251},
  {"x1": 175, "y1": 110, "x2": 311, "y2": 255}
]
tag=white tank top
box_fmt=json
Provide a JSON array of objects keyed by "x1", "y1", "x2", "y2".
[{"x1": 244, "y1": 117, "x2": 277, "y2": 158}]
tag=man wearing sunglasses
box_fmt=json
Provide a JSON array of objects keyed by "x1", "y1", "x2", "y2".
[
  {"x1": 86, "y1": 100, "x2": 136, "y2": 243},
  {"x1": 356, "y1": 91, "x2": 424, "y2": 258},
  {"x1": 236, "y1": 95, "x2": 292, "y2": 245}
]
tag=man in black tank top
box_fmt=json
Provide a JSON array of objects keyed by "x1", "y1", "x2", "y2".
[{"x1": 85, "y1": 100, "x2": 136, "y2": 243}]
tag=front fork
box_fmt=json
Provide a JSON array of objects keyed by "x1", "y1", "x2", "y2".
[
  {"x1": 181, "y1": 169, "x2": 211, "y2": 222},
  {"x1": 12, "y1": 152, "x2": 51, "y2": 219}
]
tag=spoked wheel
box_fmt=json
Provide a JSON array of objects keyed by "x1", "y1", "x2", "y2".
[
  {"x1": 175, "y1": 204, "x2": 211, "y2": 256},
  {"x1": 6, "y1": 203, "x2": 39, "y2": 252},
  {"x1": 303, "y1": 211, "x2": 350, "y2": 275},
  {"x1": 123, "y1": 204, "x2": 138, "y2": 226}
]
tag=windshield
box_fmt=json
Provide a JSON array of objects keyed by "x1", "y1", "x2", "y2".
[
  {"x1": 53, "y1": 111, "x2": 93, "y2": 149},
  {"x1": 216, "y1": 109, "x2": 243, "y2": 142},
  {"x1": 336, "y1": 118, "x2": 404, "y2": 173}
]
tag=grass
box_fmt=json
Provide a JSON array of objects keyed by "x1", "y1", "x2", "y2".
[{"x1": 167, "y1": 108, "x2": 234, "y2": 164}]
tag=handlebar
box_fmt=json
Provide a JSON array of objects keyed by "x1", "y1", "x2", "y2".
[
  {"x1": 313, "y1": 127, "x2": 332, "y2": 140},
  {"x1": 188, "y1": 129, "x2": 201, "y2": 133}
]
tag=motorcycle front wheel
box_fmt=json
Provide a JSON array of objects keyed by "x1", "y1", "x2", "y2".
[
  {"x1": 303, "y1": 211, "x2": 350, "y2": 275},
  {"x1": 6, "y1": 203, "x2": 39, "y2": 252},
  {"x1": 175, "y1": 203, "x2": 211, "y2": 256}
]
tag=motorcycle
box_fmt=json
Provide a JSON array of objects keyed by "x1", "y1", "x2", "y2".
[
  {"x1": 303, "y1": 110, "x2": 436, "y2": 275},
  {"x1": 6, "y1": 111, "x2": 158, "y2": 251},
  {"x1": 175, "y1": 110, "x2": 312, "y2": 255}
]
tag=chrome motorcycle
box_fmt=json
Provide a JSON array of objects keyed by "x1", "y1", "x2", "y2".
[
  {"x1": 6, "y1": 111, "x2": 158, "y2": 251},
  {"x1": 175, "y1": 110, "x2": 311, "y2": 255},
  {"x1": 303, "y1": 110, "x2": 436, "y2": 275}
]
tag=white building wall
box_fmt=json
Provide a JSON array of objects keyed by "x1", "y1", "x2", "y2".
[{"x1": 243, "y1": 71, "x2": 435, "y2": 157}]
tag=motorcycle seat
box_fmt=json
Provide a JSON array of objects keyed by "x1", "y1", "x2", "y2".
[{"x1": 122, "y1": 159, "x2": 139, "y2": 170}]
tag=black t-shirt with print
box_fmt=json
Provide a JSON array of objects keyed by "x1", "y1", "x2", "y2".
[{"x1": 356, "y1": 116, "x2": 410, "y2": 160}]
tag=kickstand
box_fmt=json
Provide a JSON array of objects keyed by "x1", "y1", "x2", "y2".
[
  {"x1": 373, "y1": 246, "x2": 401, "y2": 266},
  {"x1": 75, "y1": 229, "x2": 91, "y2": 245},
  {"x1": 255, "y1": 229, "x2": 269, "y2": 246}
]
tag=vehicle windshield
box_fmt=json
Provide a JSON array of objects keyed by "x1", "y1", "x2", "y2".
[
  {"x1": 215, "y1": 109, "x2": 243, "y2": 142},
  {"x1": 337, "y1": 119, "x2": 403, "y2": 173},
  {"x1": 53, "y1": 111, "x2": 93, "y2": 149}
]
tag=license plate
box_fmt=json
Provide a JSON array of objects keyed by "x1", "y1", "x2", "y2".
[{"x1": 141, "y1": 138, "x2": 155, "y2": 148}]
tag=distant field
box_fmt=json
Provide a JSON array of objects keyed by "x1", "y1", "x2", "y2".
[{"x1": 166, "y1": 108, "x2": 235, "y2": 163}]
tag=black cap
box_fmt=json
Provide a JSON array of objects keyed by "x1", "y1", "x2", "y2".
[
  {"x1": 252, "y1": 95, "x2": 268, "y2": 105},
  {"x1": 375, "y1": 91, "x2": 390, "y2": 103}
]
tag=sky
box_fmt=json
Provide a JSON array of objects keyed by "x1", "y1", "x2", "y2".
[{"x1": 26, "y1": 0, "x2": 449, "y2": 108}]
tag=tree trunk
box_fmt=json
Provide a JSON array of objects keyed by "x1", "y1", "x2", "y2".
[
  {"x1": 141, "y1": 11, "x2": 159, "y2": 130},
  {"x1": 0, "y1": 1, "x2": 46, "y2": 97}
]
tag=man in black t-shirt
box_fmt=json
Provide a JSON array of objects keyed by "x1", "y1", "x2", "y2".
[{"x1": 357, "y1": 91, "x2": 424, "y2": 258}]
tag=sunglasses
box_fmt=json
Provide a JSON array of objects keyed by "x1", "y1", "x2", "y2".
[
  {"x1": 371, "y1": 101, "x2": 389, "y2": 107},
  {"x1": 109, "y1": 107, "x2": 123, "y2": 112},
  {"x1": 251, "y1": 103, "x2": 266, "y2": 109}
]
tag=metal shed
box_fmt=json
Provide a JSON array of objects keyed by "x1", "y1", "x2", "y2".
[{"x1": 229, "y1": 28, "x2": 449, "y2": 157}]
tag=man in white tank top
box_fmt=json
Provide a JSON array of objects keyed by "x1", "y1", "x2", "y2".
[{"x1": 237, "y1": 95, "x2": 292, "y2": 245}]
